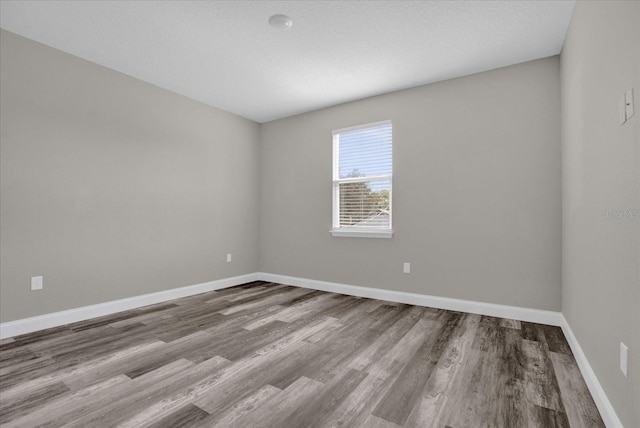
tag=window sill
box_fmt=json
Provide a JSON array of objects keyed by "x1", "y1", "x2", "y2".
[{"x1": 330, "y1": 229, "x2": 394, "y2": 239}]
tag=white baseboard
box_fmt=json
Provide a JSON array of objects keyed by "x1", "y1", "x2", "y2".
[
  {"x1": 260, "y1": 273, "x2": 622, "y2": 427},
  {"x1": 559, "y1": 316, "x2": 623, "y2": 428},
  {"x1": 2, "y1": 271, "x2": 562, "y2": 338},
  {"x1": 259, "y1": 272, "x2": 564, "y2": 326},
  {"x1": 0, "y1": 271, "x2": 622, "y2": 428},
  {"x1": 0, "y1": 273, "x2": 260, "y2": 339}
]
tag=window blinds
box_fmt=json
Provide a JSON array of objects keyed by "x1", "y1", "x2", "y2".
[{"x1": 332, "y1": 121, "x2": 392, "y2": 231}]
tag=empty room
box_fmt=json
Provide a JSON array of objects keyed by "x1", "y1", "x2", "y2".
[{"x1": 0, "y1": 1, "x2": 638, "y2": 427}]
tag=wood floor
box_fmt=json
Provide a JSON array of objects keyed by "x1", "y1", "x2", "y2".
[{"x1": 0, "y1": 281, "x2": 604, "y2": 428}]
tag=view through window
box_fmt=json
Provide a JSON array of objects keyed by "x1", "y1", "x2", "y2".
[{"x1": 332, "y1": 121, "x2": 392, "y2": 237}]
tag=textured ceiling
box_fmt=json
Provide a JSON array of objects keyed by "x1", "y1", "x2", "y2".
[{"x1": 0, "y1": 1, "x2": 574, "y2": 123}]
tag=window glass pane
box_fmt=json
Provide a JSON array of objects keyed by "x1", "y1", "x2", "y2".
[
  {"x1": 338, "y1": 123, "x2": 392, "y2": 179},
  {"x1": 338, "y1": 179, "x2": 390, "y2": 229}
]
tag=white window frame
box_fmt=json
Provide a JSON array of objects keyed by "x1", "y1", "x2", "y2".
[{"x1": 331, "y1": 120, "x2": 393, "y2": 238}]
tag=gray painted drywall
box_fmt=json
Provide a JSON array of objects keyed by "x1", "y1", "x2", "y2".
[
  {"x1": 0, "y1": 30, "x2": 260, "y2": 322},
  {"x1": 259, "y1": 57, "x2": 562, "y2": 311},
  {"x1": 3, "y1": 6, "x2": 637, "y2": 423},
  {"x1": 561, "y1": 1, "x2": 640, "y2": 426}
]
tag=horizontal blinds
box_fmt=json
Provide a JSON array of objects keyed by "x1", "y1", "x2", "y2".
[
  {"x1": 338, "y1": 180, "x2": 390, "y2": 228},
  {"x1": 334, "y1": 122, "x2": 392, "y2": 179},
  {"x1": 333, "y1": 121, "x2": 392, "y2": 230}
]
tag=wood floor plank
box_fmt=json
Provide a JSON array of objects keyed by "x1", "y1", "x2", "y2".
[
  {"x1": 225, "y1": 376, "x2": 325, "y2": 428},
  {"x1": 148, "y1": 312, "x2": 227, "y2": 343},
  {"x1": 550, "y1": 351, "x2": 605, "y2": 427},
  {"x1": 0, "y1": 282, "x2": 604, "y2": 427},
  {"x1": 193, "y1": 318, "x2": 337, "y2": 413},
  {"x1": 360, "y1": 414, "x2": 403, "y2": 428},
  {"x1": 319, "y1": 364, "x2": 403, "y2": 428},
  {"x1": 282, "y1": 368, "x2": 368, "y2": 428},
  {"x1": 196, "y1": 384, "x2": 282, "y2": 427},
  {"x1": 122, "y1": 332, "x2": 218, "y2": 379},
  {"x1": 0, "y1": 337, "x2": 15, "y2": 346},
  {"x1": 116, "y1": 356, "x2": 231, "y2": 427},
  {"x1": 213, "y1": 283, "x2": 287, "y2": 304},
  {"x1": 209, "y1": 319, "x2": 310, "y2": 362},
  {"x1": 471, "y1": 315, "x2": 503, "y2": 352},
  {"x1": 302, "y1": 320, "x2": 344, "y2": 345},
  {"x1": 542, "y1": 325, "x2": 573, "y2": 355},
  {"x1": 440, "y1": 348, "x2": 500, "y2": 427},
  {"x1": 201, "y1": 303, "x2": 286, "y2": 342},
  {"x1": 0, "y1": 356, "x2": 57, "y2": 389},
  {"x1": 0, "y1": 381, "x2": 70, "y2": 423},
  {"x1": 368, "y1": 304, "x2": 410, "y2": 332},
  {"x1": 366, "y1": 316, "x2": 439, "y2": 380},
  {"x1": 371, "y1": 311, "x2": 462, "y2": 425},
  {"x1": 22, "y1": 360, "x2": 191, "y2": 428},
  {"x1": 197, "y1": 339, "x2": 321, "y2": 414},
  {"x1": 402, "y1": 313, "x2": 481, "y2": 427},
  {"x1": 2, "y1": 375, "x2": 131, "y2": 428},
  {"x1": 1, "y1": 339, "x2": 165, "y2": 400},
  {"x1": 217, "y1": 287, "x2": 312, "y2": 316},
  {"x1": 521, "y1": 321, "x2": 548, "y2": 343},
  {"x1": 10, "y1": 326, "x2": 75, "y2": 346},
  {"x1": 242, "y1": 292, "x2": 335, "y2": 330},
  {"x1": 443, "y1": 319, "x2": 528, "y2": 428},
  {"x1": 499, "y1": 318, "x2": 521, "y2": 330},
  {"x1": 67, "y1": 357, "x2": 228, "y2": 428},
  {"x1": 110, "y1": 311, "x2": 174, "y2": 329},
  {"x1": 57, "y1": 360, "x2": 196, "y2": 427},
  {"x1": 319, "y1": 295, "x2": 379, "y2": 321},
  {"x1": 349, "y1": 305, "x2": 425, "y2": 372},
  {"x1": 0, "y1": 345, "x2": 40, "y2": 368},
  {"x1": 221, "y1": 286, "x2": 271, "y2": 302},
  {"x1": 492, "y1": 326, "x2": 528, "y2": 427},
  {"x1": 27, "y1": 323, "x2": 157, "y2": 365},
  {"x1": 522, "y1": 339, "x2": 564, "y2": 411},
  {"x1": 280, "y1": 289, "x2": 328, "y2": 307},
  {"x1": 121, "y1": 315, "x2": 336, "y2": 423},
  {"x1": 528, "y1": 404, "x2": 571, "y2": 428},
  {"x1": 146, "y1": 403, "x2": 210, "y2": 428}
]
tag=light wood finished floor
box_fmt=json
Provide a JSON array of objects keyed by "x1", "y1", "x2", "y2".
[{"x1": 0, "y1": 281, "x2": 604, "y2": 427}]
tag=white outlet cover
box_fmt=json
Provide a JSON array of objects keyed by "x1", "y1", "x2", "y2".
[
  {"x1": 31, "y1": 276, "x2": 43, "y2": 291},
  {"x1": 625, "y1": 88, "x2": 634, "y2": 120},
  {"x1": 621, "y1": 88, "x2": 635, "y2": 125},
  {"x1": 403, "y1": 263, "x2": 411, "y2": 274},
  {"x1": 620, "y1": 342, "x2": 628, "y2": 377},
  {"x1": 620, "y1": 93, "x2": 628, "y2": 125},
  {"x1": 226, "y1": 253, "x2": 232, "y2": 263}
]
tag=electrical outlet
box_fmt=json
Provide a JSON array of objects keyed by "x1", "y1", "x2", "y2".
[
  {"x1": 620, "y1": 342, "x2": 628, "y2": 377},
  {"x1": 31, "y1": 276, "x2": 43, "y2": 291},
  {"x1": 226, "y1": 253, "x2": 232, "y2": 263},
  {"x1": 620, "y1": 88, "x2": 635, "y2": 125},
  {"x1": 625, "y1": 88, "x2": 634, "y2": 120},
  {"x1": 403, "y1": 262, "x2": 411, "y2": 274}
]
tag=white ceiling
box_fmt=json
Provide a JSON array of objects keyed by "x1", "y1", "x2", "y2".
[{"x1": 0, "y1": 0, "x2": 575, "y2": 123}]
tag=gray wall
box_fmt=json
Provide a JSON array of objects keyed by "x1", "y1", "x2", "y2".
[
  {"x1": 259, "y1": 57, "x2": 562, "y2": 311},
  {"x1": 0, "y1": 30, "x2": 260, "y2": 322},
  {"x1": 3, "y1": 7, "x2": 637, "y2": 424},
  {"x1": 561, "y1": 1, "x2": 640, "y2": 426}
]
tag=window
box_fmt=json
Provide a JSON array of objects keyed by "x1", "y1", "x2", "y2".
[{"x1": 332, "y1": 120, "x2": 393, "y2": 238}]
